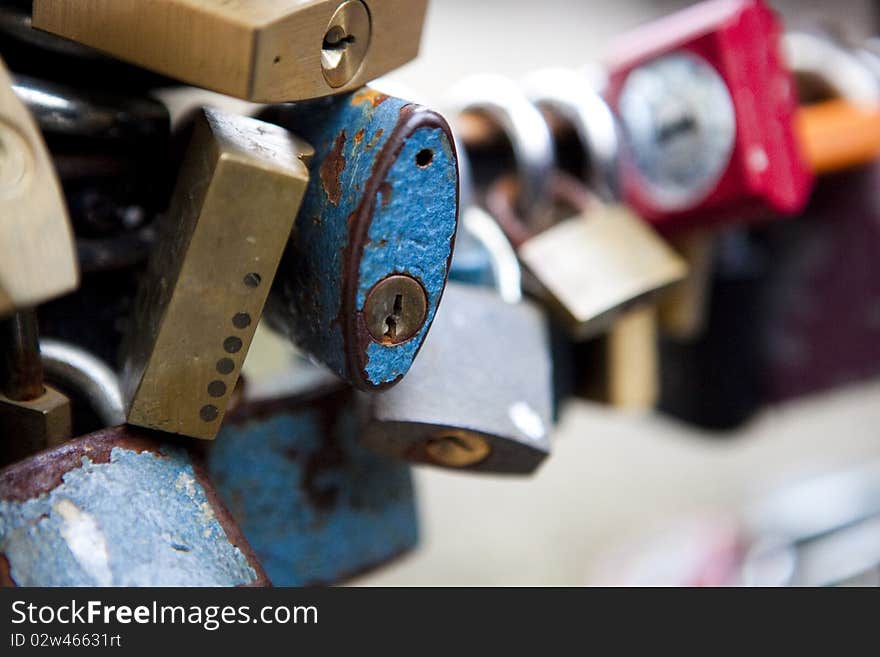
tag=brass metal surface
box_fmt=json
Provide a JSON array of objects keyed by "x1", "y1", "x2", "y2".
[
  {"x1": 32, "y1": 0, "x2": 428, "y2": 102},
  {"x1": 604, "y1": 305, "x2": 659, "y2": 410},
  {"x1": 363, "y1": 274, "x2": 428, "y2": 346},
  {"x1": 658, "y1": 232, "x2": 714, "y2": 340},
  {"x1": 578, "y1": 304, "x2": 659, "y2": 410},
  {"x1": 425, "y1": 431, "x2": 492, "y2": 468},
  {"x1": 121, "y1": 108, "x2": 311, "y2": 439},
  {"x1": 0, "y1": 385, "x2": 71, "y2": 467},
  {"x1": 0, "y1": 57, "x2": 77, "y2": 317},
  {"x1": 322, "y1": 1, "x2": 371, "y2": 88},
  {"x1": 518, "y1": 204, "x2": 687, "y2": 340}
]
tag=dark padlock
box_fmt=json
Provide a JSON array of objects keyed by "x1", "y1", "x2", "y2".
[
  {"x1": 207, "y1": 385, "x2": 418, "y2": 586},
  {"x1": 658, "y1": 227, "x2": 769, "y2": 430},
  {"x1": 260, "y1": 88, "x2": 459, "y2": 392},
  {"x1": 0, "y1": 426, "x2": 268, "y2": 586},
  {"x1": 361, "y1": 281, "x2": 553, "y2": 474},
  {"x1": 757, "y1": 161, "x2": 880, "y2": 403}
]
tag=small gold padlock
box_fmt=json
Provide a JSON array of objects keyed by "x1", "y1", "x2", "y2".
[
  {"x1": 32, "y1": 0, "x2": 429, "y2": 102},
  {"x1": 577, "y1": 304, "x2": 660, "y2": 410},
  {"x1": 0, "y1": 56, "x2": 78, "y2": 317},
  {"x1": 120, "y1": 108, "x2": 312, "y2": 439},
  {"x1": 487, "y1": 172, "x2": 687, "y2": 340}
]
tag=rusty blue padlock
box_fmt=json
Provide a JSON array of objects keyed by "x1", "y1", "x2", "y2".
[
  {"x1": 260, "y1": 88, "x2": 459, "y2": 391},
  {"x1": 207, "y1": 385, "x2": 418, "y2": 586},
  {"x1": 0, "y1": 426, "x2": 268, "y2": 587}
]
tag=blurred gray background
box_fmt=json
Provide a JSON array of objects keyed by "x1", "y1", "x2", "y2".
[{"x1": 344, "y1": 0, "x2": 880, "y2": 585}]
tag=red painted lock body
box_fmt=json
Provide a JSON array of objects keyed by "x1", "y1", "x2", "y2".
[{"x1": 605, "y1": 0, "x2": 813, "y2": 235}]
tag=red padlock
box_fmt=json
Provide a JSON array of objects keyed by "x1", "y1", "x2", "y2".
[{"x1": 605, "y1": 0, "x2": 814, "y2": 234}]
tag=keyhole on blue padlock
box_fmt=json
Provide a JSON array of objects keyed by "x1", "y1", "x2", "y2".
[
  {"x1": 364, "y1": 275, "x2": 429, "y2": 346},
  {"x1": 384, "y1": 294, "x2": 403, "y2": 341}
]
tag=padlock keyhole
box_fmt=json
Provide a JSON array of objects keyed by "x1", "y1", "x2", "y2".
[
  {"x1": 383, "y1": 294, "x2": 403, "y2": 341},
  {"x1": 323, "y1": 26, "x2": 357, "y2": 53},
  {"x1": 444, "y1": 435, "x2": 475, "y2": 452},
  {"x1": 657, "y1": 115, "x2": 697, "y2": 144}
]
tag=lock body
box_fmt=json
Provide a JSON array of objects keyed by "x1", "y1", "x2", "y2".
[
  {"x1": 262, "y1": 89, "x2": 459, "y2": 392},
  {"x1": 0, "y1": 57, "x2": 78, "y2": 316},
  {"x1": 362, "y1": 282, "x2": 553, "y2": 474},
  {"x1": 606, "y1": 0, "x2": 813, "y2": 234},
  {"x1": 208, "y1": 386, "x2": 417, "y2": 586},
  {"x1": 518, "y1": 204, "x2": 687, "y2": 340},
  {"x1": 0, "y1": 427, "x2": 268, "y2": 586},
  {"x1": 759, "y1": 162, "x2": 880, "y2": 403},
  {"x1": 32, "y1": 0, "x2": 429, "y2": 102},
  {"x1": 120, "y1": 108, "x2": 312, "y2": 439}
]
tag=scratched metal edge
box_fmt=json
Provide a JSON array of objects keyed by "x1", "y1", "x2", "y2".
[
  {"x1": 0, "y1": 426, "x2": 271, "y2": 587},
  {"x1": 340, "y1": 104, "x2": 460, "y2": 392}
]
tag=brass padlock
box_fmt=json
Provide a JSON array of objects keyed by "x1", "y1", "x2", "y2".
[
  {"x1": 361, "y1": 281, "x2": 553, "y2": 475},
  {"x1": 32, "y1": 0, "x2": 429, "y2": 102},
  {"x1": 0, "y1": 56, "x2": 77, "y2": 316},
  {"x1": 451, "y1": 75, "x2": 686, "y2": 341},
  {"x1": 486, "y1": 172, "x2": 687, "y2": 340},
  {"x1": 0, "y1": 311, "x2": 72, "y2": 467},
  {"x1": 575, "y1": 304, "x2": 661, "y2": 410},
  {"x1": 120, "y1": 108, "x2": 312, "y2": 439}
]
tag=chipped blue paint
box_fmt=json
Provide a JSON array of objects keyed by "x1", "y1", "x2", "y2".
[
  {"x1": 359, "y1": 128, "x2": 457, "y2": 383},
  {"x1": 263, "y1": 89, "x2": 458, "y2": 389},
  {"x1": 0, "y1": 446, "x2": 258, "y2": 587},
  {"x1": 208, "y1": 395, "x2": 418, "y2": 586}
]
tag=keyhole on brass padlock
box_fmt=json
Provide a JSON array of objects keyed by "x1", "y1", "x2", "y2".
[
  {"x1": 321, "y1": 1, "x2": 372, "y2": 88},
  {"x1": 383, "y1": 294, "x2": 403, "y2": 341},
  {"x1": 323, "y1": 26, "x2": 356, "y2": 54}
]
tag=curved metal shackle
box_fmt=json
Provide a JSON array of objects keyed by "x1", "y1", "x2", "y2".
[
  {"x1": 784, "y1": 31, "x2": 880, "y2": 105},
  {"x1": 523, "y1": 67, "x2": 621, "y2": 202},
  {"x1": 40, "y1": 338, "x2": 125, "y2": 427},
  {"x1": 11, "y1": 74, "x2": 169, "y2": 143},
  {"x1": 445, "y1": 74, "x2": 556, "y2": 219},
  {"x1": 449, "y1": 128, "x2": 523, "y2": 305}
]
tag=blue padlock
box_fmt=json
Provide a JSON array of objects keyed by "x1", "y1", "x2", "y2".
[
  {"x1": 0, "y1": 427, "x2": 268, "y2": 587},
  {"x1": 207, "y1": 385, "x2": 418, "y2": 586},
  {"x1": 260, "y1": 88, "x2": 459, "y2": 391}
]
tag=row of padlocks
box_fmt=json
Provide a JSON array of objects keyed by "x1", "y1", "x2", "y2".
[{"x1": 1, "y1": 0, "x2": 879, "y2": 586}]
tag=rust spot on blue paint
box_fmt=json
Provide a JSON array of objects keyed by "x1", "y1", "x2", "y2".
[
  {"x1": 320, "y1": 131, "x2": 347, "y2": 207},
  {"x1": 354, "y1": 128, "x2": 365, "y2": 144},
  {"x1": 352, "y1": 88, "x2": 390, "y2": 107},
  {"x1": 366, "y1": 128, "x2": 384, "y2": 150}
]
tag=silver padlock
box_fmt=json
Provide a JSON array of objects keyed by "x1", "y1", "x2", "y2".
[{"x1": 452, "y1": 74, "x2": 686, "y2": 341}]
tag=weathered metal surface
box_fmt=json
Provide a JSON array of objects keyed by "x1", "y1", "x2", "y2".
[
  {"x1": 362, "y1": 282, "x2": 553, "y2": 474},
  {"x1": 207, "y1": 386, "x2": 418, "y2": 586},
  {"x1": 33, "y1": 0, "x2": 429, "y2": 103},
  {"x1": 262, "y1": 89, "x2": 459, "y2": 391},
  {"x1": 120, "y1": 108, "x2": 312, "y2": 439},
  {"x1": 0, "y1": 427, "x2": 268, "y2": 587}
]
